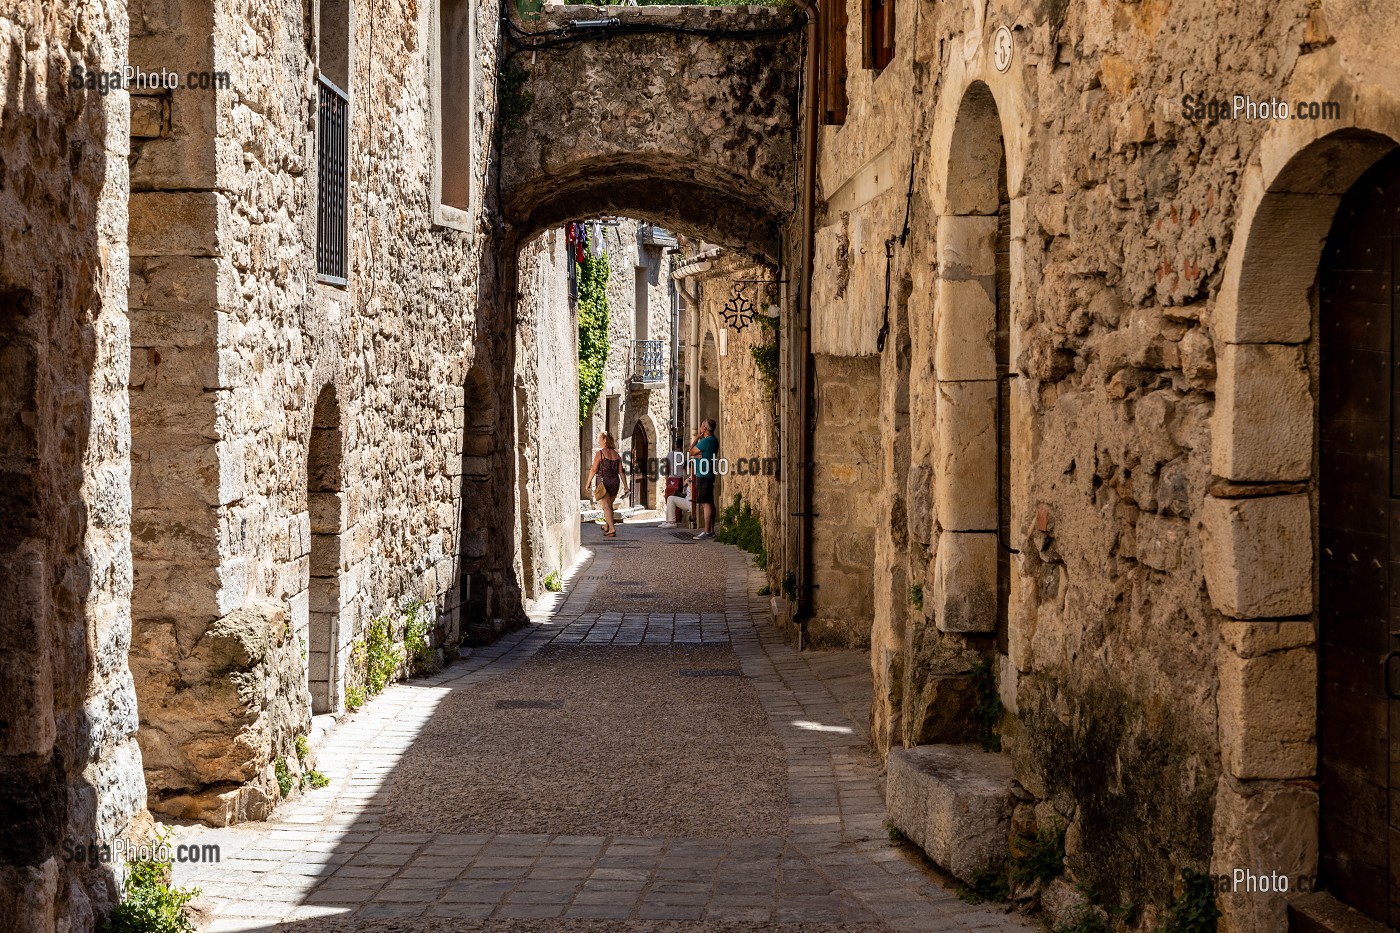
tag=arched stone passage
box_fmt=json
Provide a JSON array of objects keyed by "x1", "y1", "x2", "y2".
[
  {"x1": 306, "y1": 385, "x2": 343, "y2": 715},
  {"x1": 499, "y1": 5, "x2": 802, "y2": 259},
  {"x1": 929, "y1": 81, "x2": 1017, "y2": 645}
]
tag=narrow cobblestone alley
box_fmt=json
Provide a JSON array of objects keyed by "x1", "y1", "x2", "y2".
[{"x1": 175, "y1": 521, "x2": 1035, "y2": 932}]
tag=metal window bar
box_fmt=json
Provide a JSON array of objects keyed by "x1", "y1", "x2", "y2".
[
  {"x1": 631, "y1": 340, "x2": 666, "y2": 384},
  {"x1": 317, "y1": 75, "x2": 349, "y2": 285}
]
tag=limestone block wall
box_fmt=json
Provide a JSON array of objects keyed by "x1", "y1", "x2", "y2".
[
  {"x1": 0, "y1": 4, "x2": 147, "y2": 930},
  {"x1": 126, "y1": 0, "x2": 511, "y2": 820},
  {"x1": 514, "y1": 230, "x2": 581, "y2": 600},
  {"x1": 808, "y1": 0, "x2": 1395, "y2": 928}
]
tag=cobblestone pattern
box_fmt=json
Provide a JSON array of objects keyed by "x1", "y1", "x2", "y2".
[{"x1": 179, "y1": 524, "x2": 1034, "y2": 932}]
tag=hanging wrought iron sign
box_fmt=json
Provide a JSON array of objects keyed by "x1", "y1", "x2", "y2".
[
  {"x1": 721, "y1": 279, "x2": 786, "y2": 332},
  {"x1": 721, "y1": 282, "x2": 755, "y2": 332}
]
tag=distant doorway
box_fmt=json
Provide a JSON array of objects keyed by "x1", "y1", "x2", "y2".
[
  {"x1": 307, "y1": 385, "x2": 343, "y2": 715},
  {"x1": 632, "y1": 420, "x2": 650, "y2": 508}
]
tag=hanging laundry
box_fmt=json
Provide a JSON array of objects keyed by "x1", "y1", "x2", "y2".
[
  {"x1": 591, "y1": 220, "x2": 605, "y2": 257},
  {"x1": 572, "y1": 222, "x2": 586, "y2": 263}
]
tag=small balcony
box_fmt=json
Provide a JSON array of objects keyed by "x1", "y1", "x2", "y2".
[{"x1": 630, "y1": 339, "x2": 666, "y2": 385}]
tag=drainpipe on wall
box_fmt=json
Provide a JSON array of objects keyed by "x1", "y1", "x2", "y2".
[{"x1": 791, "y1": 0, "x2": 820, "y2": 650}]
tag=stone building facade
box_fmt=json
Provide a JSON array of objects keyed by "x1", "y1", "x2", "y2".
[
  {"x1": 797, "y1": 0, "x2": 1400, "y2": 931},
  {"x1": 9, "y1": 0, "x2": 1400, "y2": 931},
  {"x1": 580, "y1": 218, "x2": 677, "y2": 512}
]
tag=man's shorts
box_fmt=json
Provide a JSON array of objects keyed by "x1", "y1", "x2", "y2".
[{"x1": 693, "y1": 477, "x2": 715, "y2": 506}]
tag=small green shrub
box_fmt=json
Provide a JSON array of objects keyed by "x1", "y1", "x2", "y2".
[
  {"x1": 781, "y1": 570, "x2": 797, "y2": 602},
  {"x1": 715, "y1": 495, "x2": 766, "y2": 566},
  {"x1": 1055, "y1": 905, "x2": 1112, "y2": 933},
  {"x1": 1009, "y1": 825, "x2": 1065, "y2": 886},
  {"x1": 971, "y1": 657, "x2": 1004, "y2": 752},
  {"x1": 757, "y1": 584, "x2": 771, "y2": 596},
  {"x1": 345, "y1": 686, "x2": 365, "y2": 711},
  {"x1": 884, "y1": 820, "x2": 905, "y2": 844},
  {"x1": 1162, "y1": 869, "x2": 1220, "y2": 933},
  {"x1": 544, "y1": 570, "x2": 562, "y2": 593},
  {"x1": 402, "y1": 600, "x2": 435, "y2": 677},
  {"x1": 274, "y1": 757, "x2": 293, "y2": 798},
  {"x1": 102, "y1": 832, "x2": 199, "y2": 933},
  {"x1": 362, "y1": 613, "x2": 401, "y2": 696},
  {"x1": 957, "y1": 864, "x2": 1010, "y2": 905},
  {"x1": 294, "y1": 735, "x2": 308, "y2": 762},
  {"x1": 498, "y1": 60, "x2": 535, "y2": 130},
  {"x1": 301, "y1": 769, "x2": 330, "y2": 790},
  {"x1": 909, "y1": 583, "x2": 924, "y2": 611}
]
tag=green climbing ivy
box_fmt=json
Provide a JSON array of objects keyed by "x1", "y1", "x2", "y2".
[{"x1": 577, "y1": 252, "x2": 610, "y2": 425}]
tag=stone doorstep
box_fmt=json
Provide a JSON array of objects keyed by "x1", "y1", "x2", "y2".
[
  {"x1": 885, "y1": 744, "x2": 1016, "y2": 884},
  {"x1": 1288, "y1": 892, "x2": 1393, "y2": 933}
]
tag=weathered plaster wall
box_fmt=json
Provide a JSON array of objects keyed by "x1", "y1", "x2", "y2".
[
  {"x1": 0, "y1": 4, "x2": 147, "y2": 930},
  {"x1": 127, "y1": 0, "x2": 512, "y2": 821},
  {"x1": 810, "y1": 0, "x2": 1394, "y2": 928}
]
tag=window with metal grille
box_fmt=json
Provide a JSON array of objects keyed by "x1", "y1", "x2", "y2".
[
  {"x1": 317, "y1": 75, "x2": 349, "y2": 285},
  {"x1": 863, "y1": 0, "x2": 894, "y2": 71},
  {"x1": 821, "y1": 0, "x2": 848, "y2": 125}
]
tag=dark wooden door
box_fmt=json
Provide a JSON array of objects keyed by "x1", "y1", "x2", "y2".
[
  {"x1": 632, "y1": 421, "x2": 649, "y2": 509},
  {"x1": 1318, "y1": 147, "x2": 1400, "y2": 927}
]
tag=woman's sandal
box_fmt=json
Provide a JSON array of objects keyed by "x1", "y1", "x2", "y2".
[{"x1": 603, "y1": 529, "x2": 616, "y2": 537}]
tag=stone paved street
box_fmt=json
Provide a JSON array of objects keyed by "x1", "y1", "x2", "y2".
[{"x1": 177, "y1": 521, "x2": 1035, "y2": 932}]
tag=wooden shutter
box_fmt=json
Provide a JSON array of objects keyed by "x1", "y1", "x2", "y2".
[
  {"x1": 821, "y1": 0, "x2": 847, "y2": 125},
  {"x1": 864, "y1": 0, "x2": 894, "y2": 71}
]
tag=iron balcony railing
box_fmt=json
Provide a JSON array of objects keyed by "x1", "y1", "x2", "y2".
[
  {"x1": 316, "y1": 74, "x2": 349, "y2": 285},
  {"x1": 631, "y1": 339, "x2": 666, "y2": 385}
]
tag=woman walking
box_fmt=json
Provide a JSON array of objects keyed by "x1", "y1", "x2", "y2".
[{"x1": 586, "y1": 432, "x2": 627, "y2": 537}]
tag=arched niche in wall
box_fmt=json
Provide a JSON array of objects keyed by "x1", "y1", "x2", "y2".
[{"x1": 306, "y1": 383, "x2": 344, "y2": 715}]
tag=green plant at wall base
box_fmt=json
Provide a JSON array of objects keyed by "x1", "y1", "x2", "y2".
[
  {"x1": 909, "y1": 583, "x2": 924, "y2": 611},
  {"x1": 1055, "y1": 905, "x2": 1112, "y2": 933},
  {"x1": 544, "y1": 570, "x2": 562, "y2": 593},
  {"x1": 782, "y1": 570, "x2": 797, "y2": 602},
  {"x1": 102, "y1": 832, "x2": 200, "y2": 933},
  {"x1": 970, "y1": 657, "x2": 1004, "y2": 752},
  {"x1": 757, "y1": 584, "x2": 771, "y2": 596},
  {"x1": 360, "y1": 612, "x2": 402, "y2": 696},
  {"x1": 274, "y1": 757, "x2": 293, "y2": 797},
  {"x1": 301, "y1": 768, "x2": 330, "y2": 790},
  {"x1": 577, "y1": 252, "x2": 610, "y2": 424},
  {"x1": 498, "y1": 60, "x2": 535, "y2": 130},
  {"x1": 402, "y1": 599, "x2": 435, "y2": 676},
  {"x1": 346, "y1": 686, "x2": 365, "y2": 711},
  {"x1": 294, "y1": 735, "x2": 309, "y2": 762},
  {"x1": 715, "y1": 495, "x2": 766, "y2": 567},
  {"x1": 957, "y1": 864, "x2": 1010, "y2": 905},
  {"x1": 1162, "y1": 869, "x2": 1220, "y2": 933},
  {"x1": 1009, "y1": 825, "x2": 1065, "y2": 886}
]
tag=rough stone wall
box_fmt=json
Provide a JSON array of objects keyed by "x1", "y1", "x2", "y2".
[
  {"x1": 810, "y1": 0, "x2": 1388, "y2": 927},
  {"x1": 514, "y1": 229, "x2": 580, "y2": 600},
  {"x1": 127, "y1": 0, "x2": 511, "y2": 821},
  {"x1": 0, "y1": 4, "x2": 147, "y2": 930}
]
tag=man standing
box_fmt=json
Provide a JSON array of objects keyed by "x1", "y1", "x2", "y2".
[{"x1": 690, "y1": 419, "x2": 719, "y2": 540}]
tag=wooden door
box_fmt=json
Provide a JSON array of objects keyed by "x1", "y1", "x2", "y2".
[
  {"x1": 632, "y1": 421, "x2": 649, "y2": 509},
  {"x1": 1318, "y1": 147, "x2": 1400, "y2": 927}
]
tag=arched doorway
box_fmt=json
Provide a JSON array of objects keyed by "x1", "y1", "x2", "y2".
[
  {"x1": 632, "y1": 419, "x2": 650, "y2": 508},
  {"x1": 307, "y1": 384, "x2": 343, "y2": 715},
  {"x1": 1318, "y1": 147, "x2": 1400, "y2": 925}
]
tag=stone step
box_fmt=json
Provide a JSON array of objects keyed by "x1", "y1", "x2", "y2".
[{"x1": 885, "y1": 743, "x2": 1016, "y2": 883}]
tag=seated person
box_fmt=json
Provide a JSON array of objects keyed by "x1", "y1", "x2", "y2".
[{"x1": 659, "y1": 467, "x2": 692, "y2": 528}]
